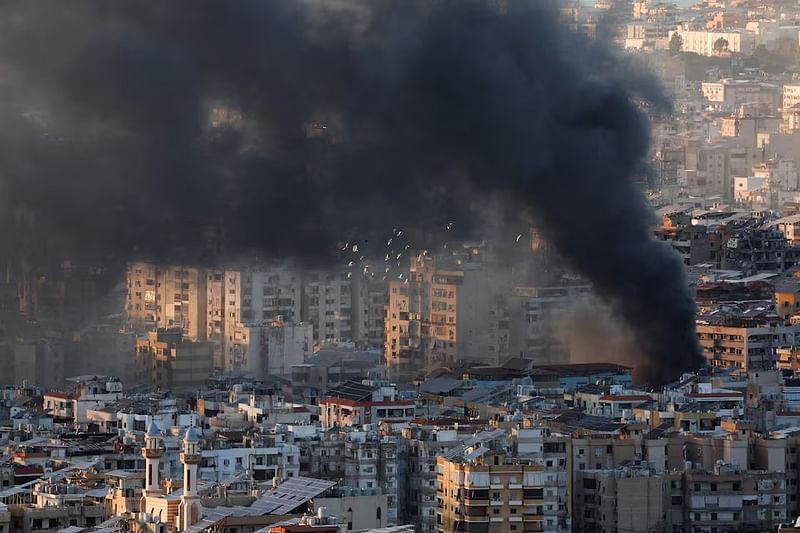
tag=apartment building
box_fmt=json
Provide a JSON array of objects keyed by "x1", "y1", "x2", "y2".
[
  {"x1": 656, "y1": 216, "x2": 712, "y2": 266},
  {"x1": 9, "y1": 479, "x2": 106, "y2": 533},
  {"x1": 402, "y1": 426, "x2": 466, "y2": 533},
  {"x1": 776, "y1": 278, "x2": 800, "y2": 320},
  {"x1": 696, "y1": 320, "x2": 800, "y2": 370},
  {"x1": 303, "y1": 271, "x2": 353, "y2": 346},
  {"x1": 681, "y1": 467, "x2": 788, "y2": 531},
  {"x1": 319, "y1": 380, "x2": 415, "y2": 429},
  {"x1": 673, "y1": 29, "x2": 756, "y2": 56},
  {"x1": 510, "y1": 427, "x2": 571, "y2": 531},
  {"x1": 385, "y1": 257, "x2": 461, "y2": 379},
  {"x1": 351, "y1": 276, "x2": 388, "y2": 350},
  {"x1": 128, "y1": 263, "x2": 365, "y2": 371},
  {"x1": 573, "y1": 467, "x2": 669, "y2": 533},
  {"x1": 436, "y1": 429, "x2": 569, "y2": 533},
  {"x1": 298, "y1": 430, "x2": 404, "y2": 525},
  {"x1": 785, "y1": 84, "x2": 800, "y2": 110},
  {"x1": 226, "y1": 319, "x2": 312, "y2": 377},
  {"x1": 701, "y1": 79, "x2": 780, "y2": 112},
  {"x1": 198, "y1": 443, "x2": 300, "y2": 483},
  {"x1": 126, "y1": 263, "x2": 209, "y2": 342},
  {"x1": 508, "y1": 285, "x2": 593, "y2": 365},
  {"x1": 753, "y1": 430, "x2": 800, "y2": 518},
  {"x1": 134, "y1": 329, "x2": 214, "y2": 390},
  {"x1": 574, "y1": 464, "x2": 788, "y2": 533}
]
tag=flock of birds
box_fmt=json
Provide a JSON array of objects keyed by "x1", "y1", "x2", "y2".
[{"x1": 337, "y1": 224, "x2": 527, "y2": 283}]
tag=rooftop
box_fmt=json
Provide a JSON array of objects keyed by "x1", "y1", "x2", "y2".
[{"x1": 322, "y1": 381, "x2": 374, "y2": 402}]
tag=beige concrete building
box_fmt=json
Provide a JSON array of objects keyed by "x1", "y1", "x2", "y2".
[
  {"x1": 508, "y1": 284, "x2": 593, "y2": 365},
  {"x1": 104, "y1": 470, "x2": 145, "y2": 517},
  {"x1": 437, "y1": 451, "x2": 551, "y2": 533},
  {"x1": 574, "y1": 465, "x2": 788, "y2": 533},
  {"x1": 385, "y1": 257, "x2": 461, "y2": 379},
  {"x1": 126, "y1": 263, "x2": 209, "y2": 342},
  {"x1": 573, "y1": 467, "x2": 669, "y2": 533},
  {"x1": 303, "y1": 271, "x2": 353, "y2": 346},
  {"x1": 673, "y1": 29, "x2": 755, "y2": 56},
  {"x1": 753, "y1": 430, "x2": 800, "y2": 519},
  {"x1": 696, "y1": 321, "x2": 800, "y2": 370},
  {"x1": 227, "y1": 319, "x2": 312, "y2": 378},
  {"x1": 134, "y1": 329, "x2": 214, "y2": 390},
  {"x1": 701, "y1": 79, "x2": 781, "y2": 112},
  {"x1": 785, "y1": 84, "x2": 800, "y2": 110}
]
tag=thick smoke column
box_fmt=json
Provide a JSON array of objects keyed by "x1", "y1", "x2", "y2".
[{"x1": 0, "y1": 0, "x2": 704, "y2": 384}]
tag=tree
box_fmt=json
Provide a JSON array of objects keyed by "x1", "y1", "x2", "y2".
[
  {"x1": 713, "y1": 37, "x2": 729, "y2": 55},
  {"x1": 669, "y1": 32, "x2": 683, "y2": 54}
]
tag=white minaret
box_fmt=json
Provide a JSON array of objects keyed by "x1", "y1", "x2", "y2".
[
  {"x1": 178, "y1": 427, "x2": 202, "y2": 531},
  {"x1": 142, "y1": 421, "x2": 164, "y2": 496}
]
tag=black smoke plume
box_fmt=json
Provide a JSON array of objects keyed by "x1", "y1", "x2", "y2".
[{"x1": 0, "y1": 0, "x2": 704, "y2": 384}]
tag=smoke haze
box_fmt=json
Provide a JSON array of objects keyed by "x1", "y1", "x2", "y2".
[{"x1": 0, "y1": 0, "x2": 704, "y2": 384}]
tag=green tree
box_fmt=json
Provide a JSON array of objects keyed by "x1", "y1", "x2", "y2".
[
  {"x1": 713, "y1": 37, "x2": 729, "y2": 55},
  {"x1": 669, "y1": 32, "x2": 683, "y2": 54}
]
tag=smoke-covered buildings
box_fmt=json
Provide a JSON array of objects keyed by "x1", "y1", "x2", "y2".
[
  {"x1": 126, "y1": 263, "x2": 385, "y2": 376},
  {"x1": 134, "y1": 329, "x2": 214, "y2": 391}
]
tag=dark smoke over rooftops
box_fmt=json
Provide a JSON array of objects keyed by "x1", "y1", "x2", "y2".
[{"x1": 0, "y1": 0, "x2": 704, "y2": 385}]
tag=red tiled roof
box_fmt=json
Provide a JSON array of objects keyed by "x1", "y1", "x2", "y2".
[
  {"x1": 13, "y1": 465, "x2": 43, "y2": 475},
  {"x1": 44, "y1": 391, "x2": 77, "y2": 400}
]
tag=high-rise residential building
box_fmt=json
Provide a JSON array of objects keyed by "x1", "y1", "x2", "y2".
[
  {"x1": 350, "y1": 275, "x2": 387, "y2": 350},
  {"x1": 221, "y1": 267, "x2": 303, "y2": 369},
  {"x1": 303, "y1": 270, "x2": 353, "y2": 346},
  {"x1": 508, "y1": 285, "x2": 593, "y2": 365},
  {"x1": 384, "y1": 256, "x2": 516, "y2": 378},
  {"x1": 436, "y1": 429, "x2": 569, "y2": 533},
  {"x1": 235, "y1": 267, "x2": 302, "y2": 326},
  {"x1": 128, "y1": 262, "x2": 371, "y2": 373},
  {"x1": 696, "y1": 319, "x2": 800, "y2": 370},
  {"x1": 573, "y1": 467, "x2": 670, "y2": 533},
  {"x1": 385, "y1": 257, "x2": 461, "y2": 380},
  {"x1": 134, "y1": 329, "x2": 214, "y2": 390},
  {"x1": 456, "y1": 265, "x2": 512, "y2": 366},
  {"x1": 126, "y1": 263, "x2": 209, "y2": 342},
  {"x1": 226, "y1": 319, "x2": 312, "y2": 377}
]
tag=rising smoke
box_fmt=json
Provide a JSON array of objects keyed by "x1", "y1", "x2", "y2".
[{"x1": 0, "y1": 0, "x2": 704, "y2": 385}]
